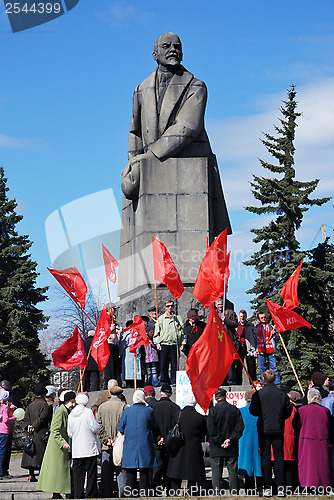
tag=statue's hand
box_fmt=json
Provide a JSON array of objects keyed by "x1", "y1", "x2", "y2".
[{"x1": 121, "y1": 151, "x2": 155, "y2": 200}]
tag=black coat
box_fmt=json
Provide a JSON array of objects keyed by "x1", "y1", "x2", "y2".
[
  {"x1": 166, "y1": 406, "x2": 207, "y2": 481},
  {"x1": 21, "y1": 396, "x2": 52, "y2": 469},
  {"x1": 183, "y1": 319, "x2": 206, "y2": 356},
  {"x1": 207, "y1": 399, "x2": 244, "y2": 457},
  {"x1": 249, "y1": 383, "x2": 292, "y2": 434},
  {"x1": 153, "y1": 397, "x2": 180, "y2": 442},
  {"x1": 83, "y1": 337, "x2": 99, "y2": 371}
]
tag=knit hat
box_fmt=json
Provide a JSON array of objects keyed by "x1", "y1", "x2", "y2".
[
  {"x1": 34, "y1": 383, "x2": 47, "y2": 397},
  {"x1": 0, "y1": 391, "x2": 9, "y2": 402},
  {"x1": 63, "y1": 391, "x2": 76, "y2": 403},
  {"x1": 311, "y1": 372, "x2": 326, "y2": 387},
  {"x1": 75, "y1": 393, "x2": 89, "y2": 406}
]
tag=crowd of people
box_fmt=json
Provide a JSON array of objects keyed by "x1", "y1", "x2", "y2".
[
  {"x1": 82, "y1": 298, "x2": 281, "y2": 392},
  {"x1": 0, "y1": 366, "x2": 332, "y2": 498}
]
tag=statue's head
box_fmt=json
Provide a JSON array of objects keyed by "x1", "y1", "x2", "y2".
[{"x1": 153, "y1": 32, "x2": 183, "y2": 71}]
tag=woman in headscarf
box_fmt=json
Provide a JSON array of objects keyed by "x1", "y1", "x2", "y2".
[
  {"x1": 21, "y1": 383, "x2": 52, "y2": 482},
  {"x1": 118, "y1": 389, "x2": 155, "y2": 495},
  {"x1": 166, "y1": 392, "x2": 207, "y2": 492},
  {"x1": 293, "y1": 388, "x2": 333, "y2": 488},
  {"x1": 37, "y1": 391, "x2": 76, "y2": 499}
]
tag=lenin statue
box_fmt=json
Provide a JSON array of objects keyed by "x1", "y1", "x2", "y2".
[{"x1": 118, "y1": 33, "x2": 231, "y2": 319}]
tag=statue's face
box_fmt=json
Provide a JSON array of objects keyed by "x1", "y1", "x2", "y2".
[{"x1": 153, "y1": 33, "x2": 182, "y2": 70}]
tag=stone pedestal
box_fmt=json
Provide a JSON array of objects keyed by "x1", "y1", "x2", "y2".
[{"x1": 117, "y1": 156, "x2": 232, "y2": 323}]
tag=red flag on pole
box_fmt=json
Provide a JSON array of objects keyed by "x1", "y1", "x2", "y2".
[
  {"x1": 280, "y1": 260, "x2": 303, "y2": 309},
  {"x1": 91, "y1": 305, "x2": 111, "y2": 371},
  {"x1": 52, "y1": 326, "x2": 88, "y2": 370},
  {"x1": 123, "y1": 315, "x2": 150, "y2": 354},
  {"x1": 193, "y1": 229, "x2": 228, "y2": 307},
  {"x1": 102, "y1": 244, "x2": 119, "y2": 284},
  {"x1": 47, "y1": 267, "x2": 88, "y2": 309},
  {"x1": 265, "y1": 297, "x2": 311, "y2": 333},
  {"x1": 151, "y1": 236, "x2": 184, "y2": 299},
  {"x1": 224, "y1": 251, "x2": 231, "y2": 294},
  {"x1": 186, "y1": 306, "x2": 240, "y2": 412}
]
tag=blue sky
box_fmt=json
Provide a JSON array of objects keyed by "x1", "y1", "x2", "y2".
[{"x1": 1, "y1": 0, "x2": 333, "y2": 323}]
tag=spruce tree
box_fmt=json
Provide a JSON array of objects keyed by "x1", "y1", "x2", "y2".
[
  {"x1": 0, "y1": 166, "x2": 49, "y2": 400},
  {"x1": 244, "y1": 85, "x2": 332, "y2": 385}
]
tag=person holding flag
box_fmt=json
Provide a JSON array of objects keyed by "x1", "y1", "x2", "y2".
[
  {"x1": 153, "y1": 300, "x2": 186, "y2": 386},
  {"x1": 256, "y1": 312, "x2": 281, "y2": 384}
]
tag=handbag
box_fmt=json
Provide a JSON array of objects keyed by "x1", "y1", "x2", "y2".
[
  {"x1": 113, "y1": 432, "x2": 124, "y2": 467},
  {"x1": 23, "y1": 433, "x2": 36, "y2": 457},
  {"x1": 165, "y1": 411, "x2": 184, "y2": 455}
]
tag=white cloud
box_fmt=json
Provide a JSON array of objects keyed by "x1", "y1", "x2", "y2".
[
  {"x1": 96, "y1": 2, "x2": 153, "y2": 26},
  {"x1": 0, "y1": 133, "x2": 46, "y2": 150}
]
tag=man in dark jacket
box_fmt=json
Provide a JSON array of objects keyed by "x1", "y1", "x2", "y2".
[
  {"x1": 183, "y1": 309, "x2": 206, "y2": 356},
  {"x1": 215, "y1": 298, "x2": 239, "y2": 385},
  {"x1": 153, "y1": 384, "x2": 180, "y2": 491},
  {"x1": 249, "y1": 369, "x2": 292, "y2": 495},
  {"x1": 207, "y1": 387, "x2": 244, "y2": 494},
  {"x1": 83, "y1": 330, "x2": 100, "y2": 392}
]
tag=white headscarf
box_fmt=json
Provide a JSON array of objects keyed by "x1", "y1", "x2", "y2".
[
  {"x1": 133, "y1": 389, "x2": 146, "y2": 405},
  {"x1": 307, "y1": 387, "x2": 322, "y2": 405}
]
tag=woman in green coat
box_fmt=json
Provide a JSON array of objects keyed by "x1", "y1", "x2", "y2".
[{"x1": 37, "y1": 391, "x2": 76, "y2": 498}]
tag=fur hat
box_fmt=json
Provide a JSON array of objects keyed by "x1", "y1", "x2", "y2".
[{"x1": 63, "y1": 391, "x2": 76, "y2": 403}]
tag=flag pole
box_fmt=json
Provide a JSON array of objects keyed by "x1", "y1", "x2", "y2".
[
  {"x1": 203, "y1": 306, "x2": 206, "y2": 322},
  {"x1": 76, "y1": 339, "x2": 95, "y2": 394},
  {"x1": 134, "y1": 353, "x2": 137, "y2": 390},
  {"x1": 69, "y1": 295, "x2": 96, "y2": 328},
  {"x1": 105, "y1": 273, "x2": 115, "y2": 324},
  {"x1": 79, "y1": 369, "x2": 83, "y2": 392},
  {"x1": 275, "y1": 327, "x2": 305, "y2": 396},
  {"x1": 154, "y1": 278, "x2": 159, "y2": 320},
  {"x1": 238, "y1": 356, "x2": 253, "y2": 385}
]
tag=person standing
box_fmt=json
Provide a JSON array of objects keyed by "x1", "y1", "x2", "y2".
[
  {"x1": 183, "y1": 309, "x2": 206, "y2": 357},
  {"x1": 249, "y1": 369, "x2": 291, "y2": 496},
  {"x1": 0, "y1": 391, "x2": 16, "y2": 479},
  {"x1": 207, "y1": 387, "x2": 244, "y2": 494},
  {"x1": 236, "y1": 310, "x2": 257, "y2": 383},
  {"x1": 83, "y1": 330, "x2": 100, "y2": 392},
  {"x1": 37, "y1": 391, "x2": 76, "y2": 498},
  {"x1": 97, "y1": 385, "x2": 127, "y2": 498},
  {"x1": 166, "y1": 393, "x2": 207, "y2": 492},
  {"x1": 0, "y1": 380, "x2": 16, "y2": 478},
  {"x1": 215, "y1": 298, "x2": 239, "y2": 385},
  {"x1": 118, "y1": 390, "x2": 156, "y2": 496},
  {"x1": 21, "y1": 383, "x2": 52, "y2": 482},
  {"x1": 154, "y1": 300, "x2": 185, "y2": 386},
  {"x1": 293, "y1": 388, "x2": 333, "y2": 489},
  {"x1": 104, "y1": 304, "x2": 122, "y2": 389},
  {"x1": 67, "y1": 393, "x2": 100, "y2": 499},
  {"x1": 256, "y1": 312, "x2": 280, "y2": 384}
]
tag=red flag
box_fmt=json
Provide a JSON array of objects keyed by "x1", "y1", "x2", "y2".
[
  {"x1": 186, "y1": 306, "x2": 240, "y2": 412},
  {"x1": 280, "y1": 260, "x2": 303, "y2": 309},
  {"x1": 151, "y1": 236, "x2": 184, "y2": 299},
  {"x1": 91, "y1": 305, "x2": 111, "y2": 371},
  {"x1": 123, "y1": 315, "x2": 149, "y2": 354},
  {"x1": 193, "y1": 229, "x2": 228, "y2": 307},
  {"x1": 265, "y1": 298, "x2": 311, "y2": 333},
  {"x1": 52, "y1": 326, "x2": 88, "y2": 370},
  {"x1": 47, "y1": 267, "x2": 87, "y2": 309},
  {"x1": 102, "y1": 244, "x2": 119, "y2": 284}
]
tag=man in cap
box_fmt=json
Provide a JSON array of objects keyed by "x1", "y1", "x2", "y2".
[
  {"x1": 207, "y1": 387, "x2": 244, "y2": 494},
  {"x1": 97, "y1": 385, "x2": 127, "y2": 498},
  {"x1": 183, "y1": 309, "x2": 206, "y2": 357},
  {"x1": 144, "y1": 386, "x2": 158, "y2": 408},
  {"x1": 153, "y1": 383, "x2": 180, "y2": 490},
  {"x1": 147, "y1": 306, "x2": 158, "y2": 329},
  {"x1": 91, "y1": 379, "x2": 126, "y2": 415}
]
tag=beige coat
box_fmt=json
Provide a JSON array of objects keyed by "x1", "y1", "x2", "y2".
[{"x1": 97, "y1": 397, "x2": 126, "y2": 450}]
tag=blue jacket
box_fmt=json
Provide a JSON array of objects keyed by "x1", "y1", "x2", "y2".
[{"x1": 118, "y1": 403, "x2": 155, "y2": 468}]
